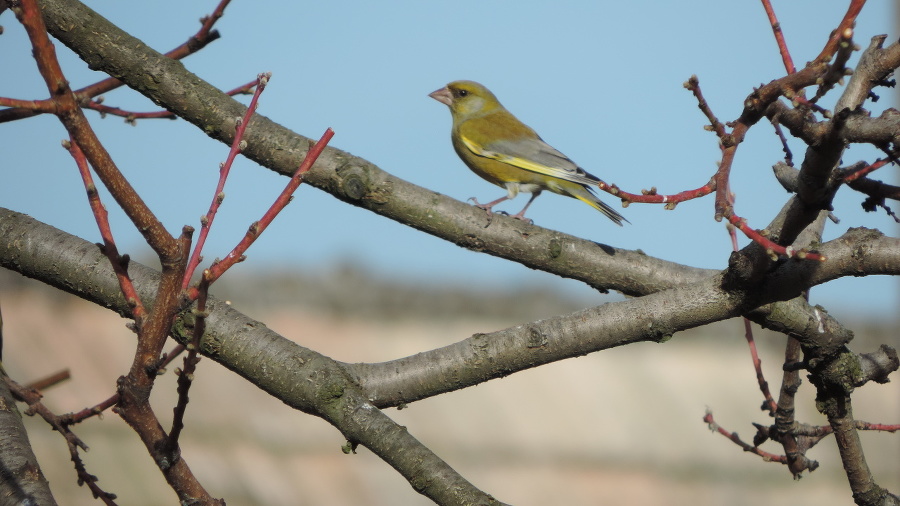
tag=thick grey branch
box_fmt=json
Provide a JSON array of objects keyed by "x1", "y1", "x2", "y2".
[
  {"x1": 837, "y1": 35, "x2": 900, "y2": 114},
  {"x1": 3, "y1": 209, "x2": 897, "y2": 407}
]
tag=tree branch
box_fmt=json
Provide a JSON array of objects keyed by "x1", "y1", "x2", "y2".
[
  {"x1": 0, "y1": 366, "x2": 58, "y2": 505},
  {"x1": 0, "y1": 207, "x2": 504, "y2": 506},
  {"x1": 2, "y1": 208, "x2": 897, "y2": 409}
]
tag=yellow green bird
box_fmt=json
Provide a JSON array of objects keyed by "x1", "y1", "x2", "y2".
[{"x1": 430, "y1": 80, "x2": 626, "y2": 225}]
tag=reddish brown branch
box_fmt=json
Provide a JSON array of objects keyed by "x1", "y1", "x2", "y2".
[
  {"x1": 813, "y1": 0, "x2": 866, "y2": 64},
  {"x1": 703, "y1": 410, "x2": 788, "y2": 464},
  {"x1": 684, "y1": 75, "x2": 727, "y2": 138},
  {"x1": 14, "y1": 2, "x2": 218, "y2": 501},
  {"x1": 66, "y1": 139, "x2": 147, "y2": 322},
  {"x1": 84, "y1": 102, "x2": 178, "y2": 123},
  {"x1": 792, "y1": 95, "x2": 832, "y2": 116},
  {"x1": 82, "y1": 79, "x2": 258, "y2": 123},
  {"x1": 15, "y1": 0, "x2": 179, "y2": 261},
  {"x1": 799, "y1": 420, "x2": 900, "y2": 436},
  {"x1": 606, "y1": 62, "x2": 843, "y2": 260},
  {"x1": 24, "y1": 368, "x2": 70, "y2": 391},
  {"x1": 726, "y1": 214, "x2": 826, "y2": 261},
  {"x1": 742, "y1": 318, "x2": 777, "y2": 415},
  {"x1": 0, "y1": 96, "x2": 58, "y2": 112},
  {"x1": 193, "y1": 127, "x2": 335, "y2": 294},
  {"x1": 842, "y1": 154, "x2": 896, "y2": 183},
  {"x1": 67, "y1": 394, "x2": 120, "y2": 424},
  {"x1": 759, "y1": 0, "x2": 796, "y2": 73},
  {"x1": 813, "y1": 27, "x2": 858, "y2": 103},
  {"x1": 183, "y1": 73, "x2": 271, "y2": 289},
  {"x1": 714, "y1": 143, "x2": 739, "y2": 220},
  {"x1": 599, "y1": 179, "x2": 715, "y2": 209}
]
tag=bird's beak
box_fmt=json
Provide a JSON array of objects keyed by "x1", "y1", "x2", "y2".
[{"x1": 429, "y1": 87, "x2": 453, "y2": 106}]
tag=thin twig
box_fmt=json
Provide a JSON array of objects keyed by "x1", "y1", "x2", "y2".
[
  {"x1": 5, "y1": 376, "x2": 119, "y2": 504},
  {"x1": 65, "y1": 139, "x2": 147, "y2": 322},
  {"x1": 194, "y1": 127, "x2": 335, "y2": 294},
  {"x1": 24, "y1": 369, "x2": 71, "y2": 391},
  {"x1": 759, "y1": 0, "x2": 796, "y2": 74}
]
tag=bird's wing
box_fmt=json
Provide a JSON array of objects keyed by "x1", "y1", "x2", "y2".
[{"x1": 459, "y1": 134, "x2": 601, "y2": 187}]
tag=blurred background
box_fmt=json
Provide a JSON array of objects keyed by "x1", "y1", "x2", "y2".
[
  {"x1": 2, "y1": 269, "x2": 897, "y2": 505},
  {"x1": 1, "y1": 1, "x2": 898, "y2": 504}
]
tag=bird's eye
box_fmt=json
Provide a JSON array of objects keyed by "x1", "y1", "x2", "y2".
[{"x1": 457, "y1": 89, "x2": 469, "y2": 97}]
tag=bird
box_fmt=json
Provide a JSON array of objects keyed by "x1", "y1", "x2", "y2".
[{"x1": 429, "y1": 80, "x2": 626, "y2": 225}]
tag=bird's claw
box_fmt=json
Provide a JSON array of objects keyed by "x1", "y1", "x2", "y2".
[{"x1": 468, "y1": 197, "x2": 495, "y2": 227}]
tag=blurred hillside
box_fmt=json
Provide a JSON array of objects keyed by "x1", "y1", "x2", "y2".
[
  {"x1": 211, "y1": 261, "x2": 612, "y2": 323},
  {"x1": 0, "y1": 266, "x2": 897, "y2": 506}
]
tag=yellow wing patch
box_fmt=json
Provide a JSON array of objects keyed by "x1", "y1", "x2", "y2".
[{"x1": 459, "y1": 134, "x2": 595, "y2": 186}]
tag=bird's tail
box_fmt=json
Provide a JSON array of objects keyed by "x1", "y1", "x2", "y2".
[{"x1": 566, "y1": 185, "x2": 628, "y2": 226}]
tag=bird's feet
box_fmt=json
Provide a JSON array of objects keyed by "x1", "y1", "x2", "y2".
[
  {"x1": 468, "y1": 197, "x2": 493, "y2": 212},
  {"x1": 467, "y1": 197, "x2": 533, "y2": 226},
  {"x1": 468, "y1": 197, "x2": 497, "y2": 226},
  {"x1": 508, "y1": 211, "x2": 534, "y2": 225}
]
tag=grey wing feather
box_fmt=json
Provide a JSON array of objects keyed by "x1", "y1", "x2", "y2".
[{"x1": 482, "y1": 137, "x2": 602, "y2": 186}]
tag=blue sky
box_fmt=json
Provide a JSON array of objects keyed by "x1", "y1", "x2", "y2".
[{"x1": 1, "y1": 1, "x2": 897, "y2": 319}]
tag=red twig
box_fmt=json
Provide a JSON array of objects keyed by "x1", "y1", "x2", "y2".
[
  {"x1": 189, "y1": 127, "x2": 335, "y2": 297},
  {"x1": 759, "y1": 0, "x2": 796, "y2": 74},
  {"x1": 183, "y1": 73, "x2": 272, "y2": 289},
  {"x1": 605, "y1": 70, "x2": 833, "y2": 261},
  {"x1": 82, "y1": 79, "x2": 259, "y2": 123},
  {"x1": 597, "y1": 78, "x2": 724, "y2": 209},
  {"x1": 24, "y1": 369, "x2": 71, "y2": 391},
  {"x1": 0, "y1": 96, "x2": 57, "y2": 112},
  {"x1": 728, "y1": 222, "x2": 779, "y2": 416},
  {"x1": 80, "y1": 0, "x2": 231, "y2": 99},
  {"x1": 714, "y1": 84, "x2": 826, "y2": 261},
  {"x1": 703, "y1": 410, "x2": 788, "y2": 464},
  {"x1": 684, "y1": 75, "x2": 727, "y2": 138},
  {"x1": 727, "y1": 222, "x2": 779, "y2": 413},
  {"x1": 843, "y1": 156, "x2": 893, "y2": 183},
  {"x1": 726, "y1": 214, "x2": 826, "y2": 261},
  {"x1": 742, "y1": 318, "x2": 777, "y2": 415},
  {"x1": 599, "y1": 180, "x2": 715, "y2": 209},
  {"x1": 17, "y1": 0, "x2": 178, "y2": 258},
  {"x1": 67, "y1": 394, "x2": 120, "y2": 425},
  {"x1": 65, "y1": 139, "x2": 147, "y2": 322},
  {"x1": 854, "y1": 422, "x2": 900, "y2": 432},
  {"x1": 84, "y1": 102, "x2": 178, "y2": 123},
  {"x1": 814, "y1": 0, "x2": 866, "y2": 64}
]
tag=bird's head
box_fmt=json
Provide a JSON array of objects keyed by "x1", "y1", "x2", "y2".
[{"x1": 429, "y1": 80, "x2": 502, "y2": 119}]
